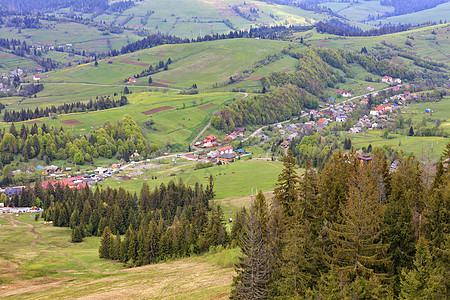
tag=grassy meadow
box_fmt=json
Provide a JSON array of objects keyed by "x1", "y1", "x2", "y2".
[
  {"x1": 322, "y1": 0, "x2": 393, "y2": 22},
  {"x1": 371, "y1": 2, "x2": 450, "y2": 25},
  {"x1": 40, "y1": 38, "x2": 296, "y2": 90},
  {"x1": 0, "y1": 213, "x2": 235, "y2": 299},
  {"x1": 305, "y1": 23, "x2": 450, "y2": 64},
  {"x1": 0, "y1": 20, "x2": 141, "y2": 55},
  {"x1": 3, "y1": 91, "x2": 236, "y2": 149},
  {"x1": 345, "y1": 130, "x2": 449, "y2": 161},
  {"x1": 99, "y1": 159, "x2": 285, "y2": 199},
  {"x1": 90, "y1": 0, "x2": 331, "y2": 38}
]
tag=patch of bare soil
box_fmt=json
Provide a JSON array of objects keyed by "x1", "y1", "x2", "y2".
[{"x1": 141, "y1": 106, "x2": 174, "y2": 115}]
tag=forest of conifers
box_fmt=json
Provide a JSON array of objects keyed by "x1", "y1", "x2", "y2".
[{"x1": 231, "y1": 146, "x2": 449, "y2": 299}]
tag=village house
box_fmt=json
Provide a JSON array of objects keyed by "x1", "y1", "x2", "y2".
[
  {"x1": 366, "y1": 85, "x2": 374, "y2": 91},
  {"x1": 382, "y1": 76, "x2": 393, "y2": 83},
  {"x1": 207, "y1": 150, "x2": 219, "y2": 158},
  {"x1": 216, "y1": 153, "x2": 236, "y2": 164},
  {"x1": 348, "y1": 127, "x2": 364, "y2": 134},
  {"x1": 236, "y1": 149, "x2": 246, "y2": 155},
  {"x1": 217, "y1": 145, "x2": 234, "y2": 155},
  {"x1": 202, "y1": 135, "x2": 217, "y2": 144},
  {"x1": 33, "y1": 75, "x2": 40, "y2": 81},
  {"x1": 358, "y1": 154, "x2": 373, "y2": 165},
  {"x1": 287, "y1": 132, "x2": 298, "y2": 141},
  {"x1": 44, "y1": 165, "x2": 61, "y2": 174},
  {"x1": 129, "y1": 76, "x2": 137, "y2": 83},
  {"x1": 130, "y1": 150, "x2": 140, "y2": 160},
  {"x1": 280, "y1": 140, "x2": 290, "y2": 148},
  {"x1": 336, "y1": 115, "x2": 348, "y2": 122},
  {"x1": 234, "y1": 127, "x2": 246, "y2": 135}
]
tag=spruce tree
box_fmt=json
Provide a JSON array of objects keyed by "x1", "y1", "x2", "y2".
[
  {"x1": 274, "y1": 150, "x2": 299, "y2": 218},
  {"x1": 71, "y1": 226, "x2": 83, "y2": 243},
  {"x1": 318, "y1": 152, "x2": 352, "y2": 224},
  {"x1": 231, "y1": 197, "x2": 271, "y2": 299},
  {"x1": 278, "y1": 162, "x2": 321, "y2": 297},
  {"x1": 99, "y1": 226, "x2": 112, "y2": 259},
  {"x1": 400, "y1": 237, "x2": 447, "y2": 299},
  {"x1": 383, "y1": 167, "x2": 416, "y2": 295},
  {"x1": 423, "y1": 175, "x2": 449, "y2": 249},
  {"x1": 327, "y1": 163, "x2": 392, "y2": 296}
]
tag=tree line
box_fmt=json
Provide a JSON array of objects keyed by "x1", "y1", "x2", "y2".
[
  {"x1": 0, "y1": 115, "x2": 157, "y2": 172},
  {"x1": 2, "y1": 95, "x2": 128, "y2": 122},
  {"x1": 316, "y1": 19, "x2": 433, "y2": 37},
  {"x1": 231, "y1": 145, "x2": 450, "y2": 299}
]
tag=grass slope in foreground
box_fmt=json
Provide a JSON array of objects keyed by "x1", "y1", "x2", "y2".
[{"x1": 0, "y1": 213, "x2": 234, "y2": 299}]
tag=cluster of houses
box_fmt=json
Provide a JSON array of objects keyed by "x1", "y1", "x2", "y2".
[
  {"x1": 224, "y1": 127, "x2": 246, "y2": 142},
  {"x1": 381, "y1": 76, "x2": 402, "y2": 84},
  {"x1": 1, "y1": 163, "x2": 121, "y2": 200},
  {"x1": 194, "y1": 128, "x2": 247, "y2": 149},
  {"x1": 0, "y1": 205, "x2": 42, "y2": 214}
]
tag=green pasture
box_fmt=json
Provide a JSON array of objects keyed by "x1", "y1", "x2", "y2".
[
  {"x1": 371, "y1": 2, "x2": 450, "y2": 26},
  {"x1": 91, "y1": 0, "x2": 331, "y2": 38},
  {"x1": 0, "y1": 20, "x2": 140, "y2": 54},
  {"x1": 99, "y1": 159, "x2": 285, "y2": 200},
  {"x1": 322, "y1": 0, "x2": 393, "y2": 22},
  {"x1": 0, "y1": 213, "x2": 235, "y2": 299},
  {"x1": 345, "y1": 130, "x2": 449, "y2": 161},
  {"x1": 0, "y1": 51, "x2": 39, "y2": 73},
  {"x1": 6, "y1": 91, "x2": 235, "y2": 149},
  {"x1": 306, "y1": 24, "x2": 450, "y2": 63},
  {"x1": 2, "y1": 84, "x2": 146, "y2": 111},
  {"x1": 41, "y1": 38, "x2": 293, "y2": 91},
  {"x1": 407, "y1": 96, "x2": 450, "y2": 130}
]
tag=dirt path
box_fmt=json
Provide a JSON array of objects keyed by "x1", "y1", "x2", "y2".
[
  {"x1": 4, "y1": 216, "x2": 42, "y2": 248},
  {"x1": 0, "y1": 215, "x2": 18, "y2": 227},
  {"x1": 191, "y1": 121, "x2": 211, "y2": 150}
]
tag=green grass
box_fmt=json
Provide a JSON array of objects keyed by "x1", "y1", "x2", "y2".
[
  {"x1": 322, "y1": 0, "x2": 393, "y2": 22},
  {"x1": 0, "y1": 20, "x2": 141, "y2": 55},
  {"x1": 41, "y1": 38, "x2": 294, "y2": 91},
  {"x1": 306, "y1": 24, "x2": 450, "y2": 64},
  {"x1": 99, "y1": 159, "x2": 285, "y2": 199},
  {"x1": 0, "y1": 50, "x2": 40, "y2": 73},
  {"x1": 408, "y1": 97, "x2": 450, "y2": 125},
  {"x1": 371, "y1": 2, "x2": 450, "y2": 25},
  {"x1": 3, "y1": 90, "x2": 235, "y2": 149},
  {"x1": 0, "y1": 213, "x2": 235, "y2": 299},
  {"x1": 345, "y1": 130, "x2": 449, "y2": 161},
  {"x1": 90, "y1": 0, "x2": 332, "y2": 38}
]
